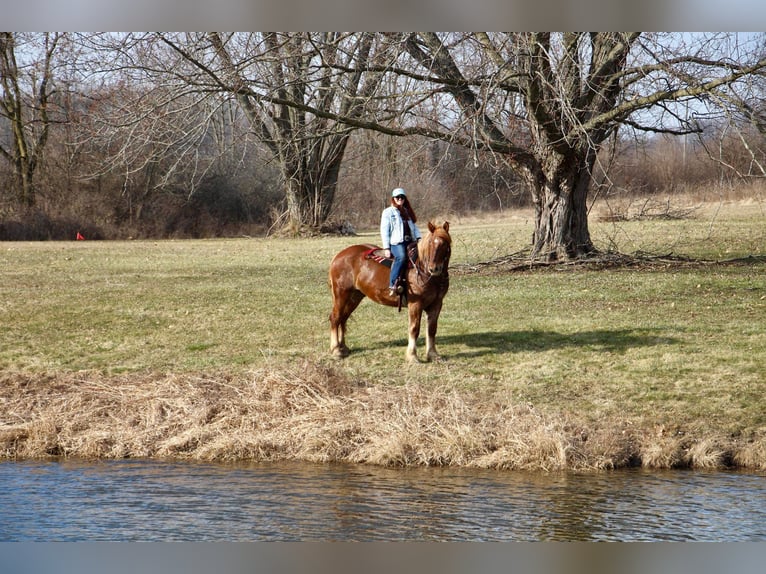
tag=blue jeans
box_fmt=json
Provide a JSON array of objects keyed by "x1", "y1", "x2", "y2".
[{"x1": 389, "y1": 242, "x2": 407, "y2": 288}]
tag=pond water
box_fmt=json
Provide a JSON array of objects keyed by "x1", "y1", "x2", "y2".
[{"x1": 0, "y1": 459, "x2": 764, "y2": 541}]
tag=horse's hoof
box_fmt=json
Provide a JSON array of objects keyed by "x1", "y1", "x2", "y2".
[{"x1": 331, "y1": 347, "x2": 350, "y2": 359}]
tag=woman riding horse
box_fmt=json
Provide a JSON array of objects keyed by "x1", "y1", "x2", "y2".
[
  {"x1": 380, "y1": 188, "x2": 421, "y2": 297},
  {"x1": 329, "y1": 220, "x2": 451, "y2": 363}
]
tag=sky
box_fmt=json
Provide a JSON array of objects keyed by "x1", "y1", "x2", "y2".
[{"x1": 3, "y1": 0, "x2": 765, "y2": 31}]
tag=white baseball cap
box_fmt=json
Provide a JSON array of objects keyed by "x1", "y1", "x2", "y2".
[{"x1": 392, "y1": 188, "x2": 407, "y2": 197}]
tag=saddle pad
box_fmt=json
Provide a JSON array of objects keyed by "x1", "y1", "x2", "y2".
[{"x1": 364, "y1": 247, "x2": 393, "y2": 267}]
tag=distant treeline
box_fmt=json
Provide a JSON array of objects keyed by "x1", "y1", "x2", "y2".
[
  {"x1": 1, "y1": 126, "x2": 762, "y2": 241},
  {"x1": 2, "y1": 32, "x2": 765, "y2": 241}
]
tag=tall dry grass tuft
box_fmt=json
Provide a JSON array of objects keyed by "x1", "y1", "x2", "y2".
[
  {"x1": 1, "y1": 365, "x2": 764, "y2": 471},
  {"x1": 685, "y1": 436, "x2": 730, "y2": 469},
  {"x1": 570, "y1": 424, "x2": 642, "y2": 470},
  {"x1": 638, "y1": 433, "x2": 687, "y2": 469},
  {"x1": 732, "y1": 437, "x2": 766, "y2": 471},
  {"x1": 638, "y1": 429, "x2": 736, "y2": 470}
]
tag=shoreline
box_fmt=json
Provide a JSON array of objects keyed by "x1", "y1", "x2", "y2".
[{"x1": 2, "y1": 365, "x2": 764, "y2": 472}]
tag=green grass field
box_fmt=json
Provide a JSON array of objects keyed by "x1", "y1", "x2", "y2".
[{"x1": 2, "y1": 200, "x2": 765, "y2": 468}]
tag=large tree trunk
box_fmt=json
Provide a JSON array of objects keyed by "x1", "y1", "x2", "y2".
[
  {"x1": 281, "y1": 134, "x2": 348, "y2": 233},
  {"x1": 529, "y1": 151, "x2": 596, "y2": 261},
  {"x1": 202, "y1": 32, "x2": 383, "y2": 235}
]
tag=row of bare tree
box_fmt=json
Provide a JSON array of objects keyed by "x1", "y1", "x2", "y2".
[{"x1": 2, "y1": 33, "x2": 766, "y2": 256}]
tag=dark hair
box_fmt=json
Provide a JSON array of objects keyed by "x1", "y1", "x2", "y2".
[{"x1": 390, "y1": 195, "x2": 417, "y2": 223}]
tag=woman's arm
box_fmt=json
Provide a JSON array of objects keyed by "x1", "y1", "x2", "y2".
[{"x1": 380, "y1": 208, "x2": 392, "y2": 249}]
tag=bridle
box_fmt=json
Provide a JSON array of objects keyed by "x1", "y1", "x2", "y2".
[{"x1": 414, "y1": 231, "x2": 451, "y2": 286}]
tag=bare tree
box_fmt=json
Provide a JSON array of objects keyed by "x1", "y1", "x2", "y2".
[
  {"x1": 697, "y1": 34, "x2": 766, "y2": 179},
  {"x1": 395, "y1": 33, "x2": 766, "y2": 259},
  {"x1": 20, "y1": 32, "x2": 764, "y2": 246},
  {"x1": 71, "y1": 33, "x2": 254, "y2": 227},
  {"x1": 286, "y1": 32, "x2": 766, "y2": 259},
  {"x1": 135, "y1": 32, "x2": 401, "y2": 232},
  {"x1": 0, "y1": 32, "x2": 63, "y2": 208}
]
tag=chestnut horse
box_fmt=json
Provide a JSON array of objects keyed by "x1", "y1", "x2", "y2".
[{"x1": 329, "y1": 221, "x2": 451, "y2": 362}]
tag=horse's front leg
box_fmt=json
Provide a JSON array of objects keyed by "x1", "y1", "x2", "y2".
[
  {"x1": 406, "y1": 303, "x2": 422, "y2": 363},
  {"x1": 424, "y1": 302, "x2": 443, "y2": 362}
]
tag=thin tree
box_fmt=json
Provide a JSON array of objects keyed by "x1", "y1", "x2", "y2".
[
  {"x1": 0, "y1": 32, "x2": 62, "y2": 209},
  {"x1": 74, "y1": 33, "x2": 258, "y2": 227}
]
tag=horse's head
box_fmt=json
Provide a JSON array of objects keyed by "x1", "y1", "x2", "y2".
[{"x1": 422, "y1": 221, "x2": 452, "y2": 277}]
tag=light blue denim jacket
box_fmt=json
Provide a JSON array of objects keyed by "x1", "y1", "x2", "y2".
[{"x1": 380, "y1": 206, "x2": 421, "y2": 249}]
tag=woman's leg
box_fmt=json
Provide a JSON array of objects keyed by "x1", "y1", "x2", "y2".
[{"x1": 389, "y1": 242, "x2": 407, "y2": 288}]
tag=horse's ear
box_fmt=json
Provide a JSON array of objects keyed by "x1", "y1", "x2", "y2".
[
  {"x1": 428, "y1": 221, "x2": 436, "y2": 233},
  {"x1": 443, "y1": 221, "x2": 450, "y2": 233}
]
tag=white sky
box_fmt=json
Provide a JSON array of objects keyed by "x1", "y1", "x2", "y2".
[{"x1": 4, "y1": 0, "x2": 766, "y2": 30}]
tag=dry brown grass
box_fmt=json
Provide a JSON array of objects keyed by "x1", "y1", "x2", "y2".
[{"x1": 2, "y1": 364, "x2": 763, "y2": 471}]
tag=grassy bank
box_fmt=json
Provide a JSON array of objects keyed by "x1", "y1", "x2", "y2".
[{"x1": 1, "y1": 199, "x2": 765, "y2": 470}]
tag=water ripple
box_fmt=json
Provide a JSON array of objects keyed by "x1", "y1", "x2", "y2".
[{"x1": 0, "y1": 460, "x2": 763, "y2": 541}]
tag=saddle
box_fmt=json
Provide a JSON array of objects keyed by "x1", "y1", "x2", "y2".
[
  {"x1": 363, "y1": 243, "x2": 418, "y2": 269},
  {"x1": 364, "y1": 244, "x2": 418, "y2": 311}
]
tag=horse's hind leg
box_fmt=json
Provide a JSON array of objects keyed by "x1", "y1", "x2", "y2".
[
  {"x1": 329, "y1": 305, "x2": 349, "y2": 358},
  {"x1": 329, "y1": 313, "x2": 347, "y2": 358},
  {"x1": 330, "y1": 289, "x2": 364, "y2": 358}
]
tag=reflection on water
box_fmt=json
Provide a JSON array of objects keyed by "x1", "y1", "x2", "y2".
[{"x1": 0, "y1": 459, "x2": 763, "y2": 541}]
